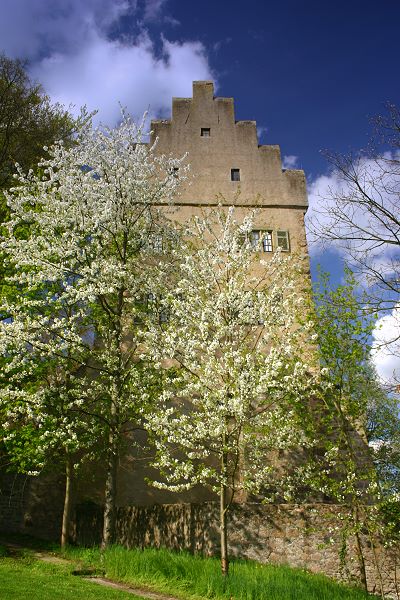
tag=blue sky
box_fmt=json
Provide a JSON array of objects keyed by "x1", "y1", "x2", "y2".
[{"x1": 1, "y1": 0, "x2": 399, "y2": 379}]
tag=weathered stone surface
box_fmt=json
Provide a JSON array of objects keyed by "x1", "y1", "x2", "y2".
[
  {"x1": 0, "y1": 471, "x2": 64, "y2": 541},
  {"x1": 72, "y1": 501, "x2": 400, "y2": 598},
  {"x1": 1, "y1": 472, "x2": 398, "y2": 598}
]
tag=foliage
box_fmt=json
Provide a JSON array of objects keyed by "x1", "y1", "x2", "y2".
[
  {"x1": 0, "y1": 110, "x2": 187, "y2": 545},
  {"x1": 145, "y1": 206, "x2": 319, "y2": 573},
  {"x1": 309, "y1": 104, "x2": 400, "y2": 391},
  {"x1": 367, "y1": 383, "x2": 400, "y2": 496},
  {"x1": 309, "y1": 269, "x2": 400, "y2": 596},
  {"x1": 0, "y1": 53, "x2": 76, "y2": 197}
]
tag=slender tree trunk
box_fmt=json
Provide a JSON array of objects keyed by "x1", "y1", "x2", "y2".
[
  {"x1": 220, "y1": 445, "x2": 229, "y2": 577},
  {"x1": 353, "y1": 507, "x2": 368, "y2": 592},
  {"x1": 102, "y1": 426, "x2": 118, "y2": 548},
  {"x1": 220, "y1": 482, "x2": 229, "y2": 576},
  {"x1": 102, "y1": 289, "x2": 124, "y2": 549},
  {"x1": 368, "y1": 530, "x2": 384, "y2": 599},
  {"x1": 61, "y1": 453, "x2": 73, "y2": 549}
]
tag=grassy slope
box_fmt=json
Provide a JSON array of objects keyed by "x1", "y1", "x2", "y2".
[
  {"x1": 0, "y1": 548, "x2": 143, "y2": 600},
  {"x1": 63, "y1": 546, "x2": 378, "y2": 600}
]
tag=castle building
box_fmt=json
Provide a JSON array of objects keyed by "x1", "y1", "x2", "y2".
[
  {"x1": 151, "y1": 80, "x2": 309, "y2": 260},
  {"x1": 0, "y1": 80, "x2": 312, "y2": 523},
  {"x1": 115, "y1": 81, "x2": 311, "y2": 507}
]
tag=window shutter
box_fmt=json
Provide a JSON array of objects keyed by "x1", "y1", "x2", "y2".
[{"x1": 276, "y1": 231, "x2": 290, "y2": 252}]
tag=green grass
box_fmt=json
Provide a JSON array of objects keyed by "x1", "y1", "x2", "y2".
[
  {"x1": 0, "y1": 553, "x2": 144, "y2": 600},
  {"x1": 63, "y1": 545, "x2": 377, "y2": 600}
]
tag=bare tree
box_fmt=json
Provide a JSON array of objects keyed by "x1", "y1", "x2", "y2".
[
  {"x1": 309, "y1": 104, "x2": 400, "y2": 314},
  {"x1": 308, "y1": 105, "x2": 400, "y2": 384}
]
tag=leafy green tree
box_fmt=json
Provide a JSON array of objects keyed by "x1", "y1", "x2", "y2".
[
  {"x1": 0, "y1": 54, "x2": 75, "y2": 198},
  {"x1": 310, "y1": 269, "x2": 400, "y2": 596},
  {"x1": 367, "y1": 388, "x2": 400, "y2": 495}
]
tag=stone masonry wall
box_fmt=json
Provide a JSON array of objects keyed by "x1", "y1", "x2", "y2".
[
  {"x1": 73, "y1": 501, "x2": 399, "y2": 598},
  {"x1": 0, "y1": 471, "x2": 64, "y2": 541},
  {"x1": 1, "y1": 470, "x2": 398, "y2": 597}
]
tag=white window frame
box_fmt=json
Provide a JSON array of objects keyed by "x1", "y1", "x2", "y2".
[{"x1": 250, "y1": 230, "x2": 273, "y2": 252}]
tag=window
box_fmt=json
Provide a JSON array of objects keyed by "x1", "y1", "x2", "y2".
[
  {"x1": 159, "y1": 307, "x2": 170, "y2": 324},
  {"x1": 147, "y1": 233, "x2": 163, "y2": 254},
  {"x1": 146, "y1": 292, "x2": 156, "y2": 306},
  {"x1": 146, "y1": 292, "x2": 170, "y2": 324},
  {"x1": 250, "y1": 230, "x2": 260, "y2": 249},
  {"x1": 262, "y1": 231, "x2": 273, "y2": 252},
  {"x1": 231, "y1": 168, "x2": 240, "y2": 181},
  {"x1": 250, "y1": 230, "x2": 273, "y2": 252},
  {"x1": 201, "y1": 128, "x2": 210, "y2": 137},
  {"x1": 276, "y1": 230, "x2": 290, "y2": 252}
]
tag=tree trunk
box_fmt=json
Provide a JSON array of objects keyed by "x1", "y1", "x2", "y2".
[
  {"x1": 61, "y1": 453, "x2": 73, "y2": 549},
  {"x1": 102, "y1": 428, "x2": 118, "y2": 548},
  {"x1": 353, "y1": 507, "x2": 368, "y2": 592},
  {"x1": 220, "y1": 446, "x2": 229, "y2": 577},
  {"x1": 220, "y1": 483, "x2": 229, "y2": 576}
]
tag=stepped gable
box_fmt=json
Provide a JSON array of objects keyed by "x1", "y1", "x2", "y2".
[{"x1": 150, "y1": 80, "x2": 307, "y2": 210}]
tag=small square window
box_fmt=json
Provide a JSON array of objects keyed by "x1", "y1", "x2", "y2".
[
  {"x1": 201, "y1": 128, "x2": 210, "y2": 137},
  {"x1": 231, "y1": 168, "x2": 240, "y2": 181},
  {"x1": 276, "y1": 230, "x2": 290, "y2": 252}
]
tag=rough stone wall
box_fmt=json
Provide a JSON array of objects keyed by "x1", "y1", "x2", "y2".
[
  {"x1": 73, "y1": 501, "x2": 400, "y2": 598},
  {"x1": 0, "y1": 471, "x2": 64, "y2": 541}
]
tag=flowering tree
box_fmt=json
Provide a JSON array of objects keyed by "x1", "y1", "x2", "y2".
[
  {"x1": 0, "y1": 338, "x2": 101, "y2": 548},
  {"x1": 146, "y1": 207, "x2": 319, "y2": 575},
  {"x1": 0, "y1": 112, "x2": 187, "y2": 546}
]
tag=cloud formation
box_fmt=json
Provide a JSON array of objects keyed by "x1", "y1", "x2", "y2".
[
  {"x1": 0, "y1": 0, "x2": 214, "y2": 124},
  {"x1": 307, "y1": 155, "x2": 400, "y2": 385},
  {"x1": 306, "y1": 152, "x2": 400, "y2": 261},
  {"x1": 282, "y1": 155, "x2": 298, "y2": 169},
  {"x1": 371, "y1": 306, "x2": 400, "y2": 385}
]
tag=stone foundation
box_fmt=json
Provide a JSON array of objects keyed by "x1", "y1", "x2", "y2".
[
  {"x1": 73, "y1": 501, "x2": 399, "y2": 598},
  {"x1": 1, "y1": 472, "x2": 398, "y2": 598}
]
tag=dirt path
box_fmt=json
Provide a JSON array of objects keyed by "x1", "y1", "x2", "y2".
[
  {"x1": 0, "y1": 539, "x2": 184, "y2": 600},
  {"x1": 86, "y1": 577, "x2": 184, "y2": 600}
]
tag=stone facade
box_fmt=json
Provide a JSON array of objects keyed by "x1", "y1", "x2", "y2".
[
  {"x1": 1, "y1": 470, "x2": 397, "y2": 597},
  {"x1": 0, "y1": 471, "x2": 65, "y2": 541},
  {"x1": 114, "y1": 81, "x2": 311, "y2": 507},
  {"x1": 151, "y1": 80, "x2": 309, "y2": 260},
  {"x1": 72, "y1": 500, "x2": 399, "y2": 598}
]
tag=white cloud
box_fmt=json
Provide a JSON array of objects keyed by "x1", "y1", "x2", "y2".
[
  {"x1": 0, "y1": 0, "x2": 214, "y2": 124},
  {"x1": 371, "y1": 306, "x2": 400, "y2": 384},
  {"x1": 256, "y1": 125, "x2": 268, "y2": 142},
  {"x1": 143, "y1": 0, "x2": 168, "y2": 21},
  {"x1": 31, "y1": 34, "x2": 213, "y2": 125},
  {"x1": 282, "y1": 155, "x2": 298, "y2": 169}
]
